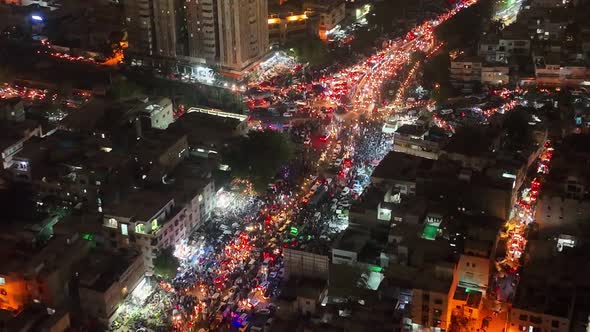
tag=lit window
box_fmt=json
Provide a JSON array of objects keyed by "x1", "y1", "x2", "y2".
[
  {"x1": 121, "y1": 224, "x2": 129, "y2": 236},
  {"x1": 198, "y1": 194, "x2": 203, "y2": 202},
  {"x1": 0, "y1": 277, "x2": 5, "y2": 285},
  {"x1": 135, "y1": 223, "x2": 146, "y2": 234},
  {"x1": 107, "y1": 218, "x2": 118, "y2": 228}
]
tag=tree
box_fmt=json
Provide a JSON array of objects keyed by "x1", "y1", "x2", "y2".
[
  {"x1": 503, "y1": 108, "x2": 532, "y2": 146},
  {"x1": 108, "y1": 75, "x2": 144, "y2": 100},
  {"x1": 287, "y1": 37, "x2": 329, "y2": 67},
  {"x1": 223, "y1": 130, "x2": 294, "y2": 192},
  {"x1": 153, "y1": 247, "x2": 179, "y2": 279}
]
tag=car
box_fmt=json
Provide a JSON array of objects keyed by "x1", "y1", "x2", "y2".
[
  {"x1": 264, "y1": 318, "x2": 274, "y2": 332},
  {"x1": 283, "y1": 112, "x2": 293, "y2": 117},
  {"x1": 341, "y1": 187, "x2": 350, "y2": 196},
  {"x1": 257, "y1": 308, "x2": 271, "y2": 316}
]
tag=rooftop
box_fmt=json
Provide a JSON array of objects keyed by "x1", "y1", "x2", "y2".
[
  {"x1": 77, "y1": 248, "x2": 141, "y2": 292},
  {"x1": 371, "y1": 151, "x2": 435, "y2": 182},
  {"x1": 105, "y1": 190, "x2": 174, "y2": 222}
]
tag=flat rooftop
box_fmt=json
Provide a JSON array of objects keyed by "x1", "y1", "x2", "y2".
[
  {"x1": 371, "y1": 151, "x2": 434, "y2": 182},
  {"x1": 106, "y1": 190, "x2": 174, "y2": 221},
  {"x1": 78, "y1": 248, "x2": 141, "y2": 292}
]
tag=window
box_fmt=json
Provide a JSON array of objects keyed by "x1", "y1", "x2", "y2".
[
  {"x1": 135, "y1": 223, "x2": 146, "y2": 234},
  {"x1": 121, "y1": 224, "x2": 129, "y2": 236},
  {"x1": 0, "y1": 277, "x2": 5, "y2": 285},
  {"x1": 107, "y1": 218, "x2": 118, "y2": 228}
]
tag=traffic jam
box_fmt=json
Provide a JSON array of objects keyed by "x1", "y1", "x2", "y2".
[{"x1": 122, "y1": 0, "x2": 482, "y2": 331}]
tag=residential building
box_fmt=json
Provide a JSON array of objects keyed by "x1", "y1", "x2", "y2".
[
  {"x1": 77, "y1": 249, "x2": 145, "y2": 323},
  {"x1": 303, "y1": 0, "x2": 345, "y2": 40},
  {"x1": 217, "y1": 0, "x2": 269, "y2": 74},
  {"x1": 103, "y1": 159, "x2": 214, "y2": 274},
  {"x1": 170, "y1": 107, "x2": 248, "y2": 155},
  {"x1": 268, "y1": 2, "x2": 313, "y2": 45},
  {"x1": 0, "y1": 97, "x2": 25, "y2": 121},
  {"x1": 0, "y1": 119, "x2": 42, "y2": 169},
  {"x1": 481, "y1": 63, "x2": 510, "y2": 86},
  {"x1": 392, "y1": 124, "x2": 446, "y2": 160},
  {"x1": 125, "y1": 0, "x2": 268, "y2": 75},
  {"x1": 533, "y1": 52, "x2": 589, "y2": 86},
  {"x1": 283, "y1": 247, "x2": 330, "y2": 280},
  {"x1": 508, "y1": 284, "x2": 573, "y2": 332},
  {"x1": 534, "y1": 135, "x2": 590, "y2": 228},
  {"x1": 0, "y1": 228, "x2": 91, "y2": 313},
  {"x1": 450, "y1": 56, "x2": 483, "y2": 91},
  {"x1": 448, "y1": 255, "x2": 490, "y2": 320}
]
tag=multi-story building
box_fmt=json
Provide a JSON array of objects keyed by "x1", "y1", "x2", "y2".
[
  {"x1": 481, "y1": 64, "x2": 510, "y2": 86},
  {"x1": 0, "y1": 119, "x2": 42, "y2": 169},
  {"x1": 125, "y1": 0, "x2": 269, "y2": 75},
  {"x1": 77, "y1": 249, "x2": 145, "y2": 323},
  {"x1": 102, "y1": 159, "x2": 214, "y2": 274},
  {"x1": 268, "y1": 2, "x2": 312, "y2": 45},
  {"x1": 0, "y1": 228, "x2": 92, "y2": 313},
  {"x1": 450, "y1": 56, "x2": 483, "y2": 91},
  {"x1": 303, "y1": 0, "x2": 345, "y2": 40},
  {"x1": 218, "y1": 0, "x2": 269, "y2": 74}
]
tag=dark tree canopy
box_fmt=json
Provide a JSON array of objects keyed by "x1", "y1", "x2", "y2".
[
  {"x1": 224, "y1": 130, "x2": 294, "y2": 192},
  {"x1": 153, "y1": 247, "x2": 180, "y2": 279}
]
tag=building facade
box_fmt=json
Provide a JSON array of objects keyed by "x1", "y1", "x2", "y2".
[{"x1": 125, "y1": 0, "x2": 269, "y2": 74}]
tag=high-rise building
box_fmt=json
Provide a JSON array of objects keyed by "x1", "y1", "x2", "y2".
[
  {"x1": 217, "y1": 0, "x2": 269, "y2": 73},
  {"x1": 125, "y1": 0, "x2": 268, "y2": 74}
]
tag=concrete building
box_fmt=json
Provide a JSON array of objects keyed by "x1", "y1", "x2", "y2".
[
  {"x1": 0, "y1": 119, "x2": 41, "y2": 169},
  {"x1": 448, "y1": 255, "x2": 490, "y2": 320},
  {"x1": 392, "y1": 124, "x2": 445, "y2": 160},
  {"x1": 481, "y1": 64, "x2": 510, "y2": 86},
  {"x1": 267, "y1": 2, "x2": 313, "y2": 45},
  {"x1": 125, "y1": 0, "x2": 268, "y2": 75},
  {"x1": 303, "y1": 0, "x2": 345, "y2": 40},
  {"x1": 103, "y1": 159, "x2": 214, "y2": 274},
  {"x1": 450, "y1": 56, "x2": 483, "y2": 91},
  {"x1": 0, "y1": 229, "x2": 91, "y2": 313},
  {"x1": 533, "y1": 53, "x2": 589, "y2": 86},
  {"x1": 77, "y1": 249, "x2": 145, "y2": 323},
  {"x1": 283, "y1": 247, "x2": 330, "y2": 280}
]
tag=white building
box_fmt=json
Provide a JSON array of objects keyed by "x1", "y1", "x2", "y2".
[
  {"x1": 481, "y1": 64, "x2": 509, "y2": 86},
  {"x1": 103, "y1": 173, "x2": 214, "y2": 274}
]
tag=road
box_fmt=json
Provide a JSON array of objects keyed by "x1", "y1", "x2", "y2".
[{"x1": 109, "y1": 1, "x2": 480, "y2": 331}]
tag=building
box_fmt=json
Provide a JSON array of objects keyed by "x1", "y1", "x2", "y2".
[
  {"x1": 534, "y1": 135, "x2": 590, "y2": 228},
  {"x1": 392, "y1": 124, "x2": 445, "y2": 160},
  {"x1": 450, "y1": 56, "x2": 483, "y2": 91},
  {"x1": 448, "y1": 255, "x2": 490, "y2": 320},
  {"x1": 170, "y1": 107, "x2": 248, "y2": 155},
  {"x1": 268, "y1": 2, "x2": 313, "y2": 45},
  {"x1": 508, "y1": 283, "x2": 573, "y2": 332},
  {"x1": 0, "y1": 228, "x2": 91, "y2": 313},
  {"x1": 134, "y1": 97, "x2": 175, "y2": 130},
  {"x1": 103, "y1": 159, "x2": 214, "y2": 274},
  {"x1": 77, "y1": 249, "x2": 145, "y2": 323},
  {"x1": 481, "y1": 64, "x2": 510, "y2": 86},
  {"x1": 0, "y1": 119, "x2": 42, "y2": 169},
  {"x1": 303, "y1": 0, "x2": 345, "y2": 40},
  {"x1": 217, "y1": 0, "x2": 269, "y2": 74},
  {"x1": 125, "y1": 0, "x2": 269, "y2": 75},
  {"x1": 0, "y1": 97, "x2": 25, "y2": 121},
  {"x1": 533, "y1": 53, "x2": 588, "y2": 86},
  {"x1": 0, "y1": 307, "x2": 71, "y2": 332},
  {"x1": 283, "y1": 247, "x2": 330, "y2": 280}
]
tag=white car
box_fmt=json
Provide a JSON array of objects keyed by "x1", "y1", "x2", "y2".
[{"x1": 283, "y1": 112, "x2": 293, "y2": 117}]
